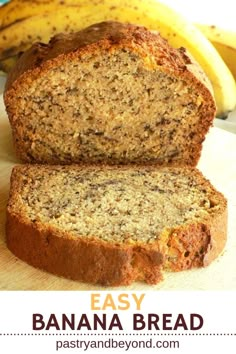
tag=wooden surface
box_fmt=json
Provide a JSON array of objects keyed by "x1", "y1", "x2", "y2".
[{"x1": 0, "y1": 94, "x2": 236, "y2": 290}]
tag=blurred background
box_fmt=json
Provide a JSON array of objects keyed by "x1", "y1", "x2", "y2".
[{"x1": 163, "y1": 0, "x2": 235, "y2": 30}]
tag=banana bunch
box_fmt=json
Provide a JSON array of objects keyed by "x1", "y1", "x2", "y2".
[
  {"x1": 0, "y1": 0, "x2": 236, "y2": 117},
  {"x1": 196, "y1": 24, "x2": 236, "y2": 80}
]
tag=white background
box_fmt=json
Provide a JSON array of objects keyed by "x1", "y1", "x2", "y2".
[
  {"x1": 161, "y1": 0, "x2": 236, "y2": 30},
  {"x1": 0, "y1": 291, "x2": 236, "y2": 353}
]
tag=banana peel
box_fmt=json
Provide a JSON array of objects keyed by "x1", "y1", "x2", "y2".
[
  {"x1": 196, "y1": 24, "x2": 236, "y2": 79},
  {"x1": 0, "y1": 0, "x2": 89, "y2": 29},
  {"x1": 0, "y1": 56, "x2": 18, "y2": 74}
]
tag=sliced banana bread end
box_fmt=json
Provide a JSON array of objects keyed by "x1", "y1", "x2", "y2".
[
  {"x1": 4, "y1": 21, "x2": 215, "y2": 166},
  {"x1": 6, "y1": 164, "x2": 227, "y2": 286}
]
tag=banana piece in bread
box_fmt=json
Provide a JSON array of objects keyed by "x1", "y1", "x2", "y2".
[
  {"x1": 6, "y1": 165, "x2": 227, "y2": 286},
  {"x1": 4, "y1": 21, "x2": 216, "y2": 166}
]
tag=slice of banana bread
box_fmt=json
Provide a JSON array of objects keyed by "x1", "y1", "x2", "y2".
[
  {"x1": 6, "y1": 165, "x2": 227, "y2": 286},
  {"x1": 4, "y1": 21, "x2": 215, "y2": 166}
]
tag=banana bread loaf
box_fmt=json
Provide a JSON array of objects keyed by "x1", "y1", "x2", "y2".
[
  {"x1": 6, "y1": 164, "x2": 227, "y2": 286},
  {"x1": 4, "y1": 21, "x2": 216, "y2": 166}
]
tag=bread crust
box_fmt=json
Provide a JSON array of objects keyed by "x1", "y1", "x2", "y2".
[
  {"x1": 6, "y1": 212, "x2": 164, "y2": 286},
  {"x1": 165, "y1": 212, "x2": 227, "y2": 271},
  {"x1": 4, "y1": 21, "x2": 216, "y2": 167},
  {"x1": 6, "y1": 164, "x2": 227, "y2": 286},
  {"x1": 4, "y1": 22, "x2": 213, "y2": 92}
]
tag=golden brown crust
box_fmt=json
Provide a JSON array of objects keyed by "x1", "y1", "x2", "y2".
[
  {"x1": 6, "y1": 213, "x2": 163, "y2": 286},
  {"x1": 165, "y1": 214, "x2": 227, "y2": 271},
  {"x1": 6, "y1": 164, "x2": 227, "y2": 286},
  {"x1": 5, "y1": 21, "x2": 215, "y2": 99},
  {"x1": 5, "y1": 21, "x2": 190, "y2": 90}
]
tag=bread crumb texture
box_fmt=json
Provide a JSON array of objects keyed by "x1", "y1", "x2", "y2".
[
  {"x1": 6, "y1": 165, "x2": 227, "y2": 286},
  {"x1": 10, "y1": 167, "x2": 220, "y2": 241},
  {"x1": 4, "y1": 21, "x2": 215, "y2": 166}
]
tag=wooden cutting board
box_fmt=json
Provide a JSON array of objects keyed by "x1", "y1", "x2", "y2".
[{"x1": 0, "y1": 96, "x2": 236, "y2": 290}]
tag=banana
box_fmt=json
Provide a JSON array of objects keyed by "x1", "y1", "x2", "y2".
[
  {"x1": 196, "y1": 24, "x2": 236, "y2": 79},
  {"x1": 0, "y1": 56, "x2": 17, "y2": 73},
  {"x1": 0, "y1": 0, "x2": 88, "y2": 29},
  {"x1": 0, "y1": 5, "x2": 100, "y2": 58},
  {"x1": 0, "y1": 0, "x2": 235, "y2": 117}
]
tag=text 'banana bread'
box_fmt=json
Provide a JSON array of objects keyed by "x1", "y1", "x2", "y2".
[
  {"x1": 4, "y1": 21, "x2": 216, "y2": 166},
  {"x1": 6, "y1": 165, "x2": 227, "y2": 286}
]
